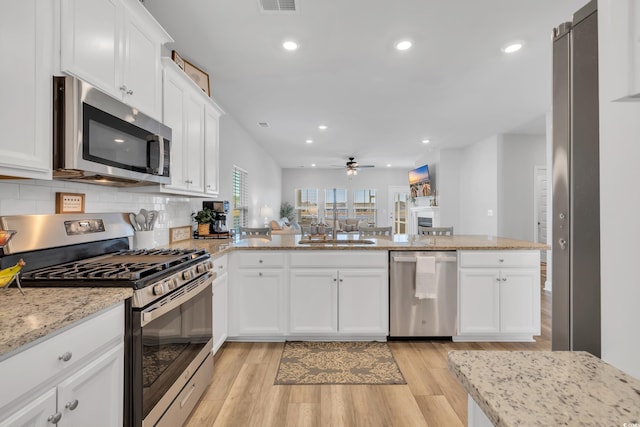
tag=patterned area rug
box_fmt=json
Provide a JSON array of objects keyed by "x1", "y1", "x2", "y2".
[{"x1": 274, "y1": 341, "x2": 406, "y2": 385}]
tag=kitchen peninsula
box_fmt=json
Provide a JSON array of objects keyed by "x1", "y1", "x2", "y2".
[{"x1": 168, "y1": 234, "x2": 547, "y2": 344}]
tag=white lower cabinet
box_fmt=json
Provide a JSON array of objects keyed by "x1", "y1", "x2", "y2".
[
  {"x1": 288, "y1": 251, "x2": 388, "y2": 338},
  {"x1": 212, "y1": 255, "x2": 228, "y2": 354},
  {"x1": 0, "y1": 303, "x2": 125, "y2": 426},
  {"x1": 456, "y1": 251, "x2": 540, "y2": 342},
  {"x1": 233, "y1": 269, "x2": 285, "y2": 336}
]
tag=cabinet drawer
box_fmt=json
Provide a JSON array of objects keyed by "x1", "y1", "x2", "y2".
[
  {"x1": 0, "y1": 303, "x2": 124, "y2": 409},
  {"x1": 459, "y1": 251, "x2": 539, "y2": 268},
  {"x1": 211, "y1": 254, "x2": 227, "y2": 275},
  {"x1": 290, "y1": 251, "x2": 387, "y2": 268},
  {"x1": 236, "y1": 252, "x2": 285, "y2": 268}
]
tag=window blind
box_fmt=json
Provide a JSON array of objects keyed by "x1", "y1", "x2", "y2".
[{"x1": 232, "y1": 166, "x2": 248, "y2": 230}]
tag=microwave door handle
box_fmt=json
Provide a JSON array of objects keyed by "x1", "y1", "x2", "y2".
[{"x1": 155, "y1": 135, "x2": 165, "y2": 176}]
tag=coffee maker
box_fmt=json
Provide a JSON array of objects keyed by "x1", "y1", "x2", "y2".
[{"x1": 203, "y1": 201, "x2": 229, "y2": 236}]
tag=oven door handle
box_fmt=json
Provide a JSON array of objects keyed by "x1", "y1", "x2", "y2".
[{"x1": 141, "y1": 273, "x2": 214, "y2": 327}]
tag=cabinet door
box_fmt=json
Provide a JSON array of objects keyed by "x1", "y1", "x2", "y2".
[
  {"x1": 162, "y1": 70, "x2": 187, "y2": 191},
  {"x1": 0, "y1": 388, "x2": 56, "y2": 427},
  {"x1": 213, "y1": 273, "x2": 228, "y2": 355},
  {"x1": 234, "y1": 270, "x2": 284, "y2": 335},
  {"x1": 122, "y1": 14, "x2": 161, "y2": 119},
  {"x1": 500, "y1": 269, "x2": 540, "y2": 334},
  {"x1": 338, "y1": 269, "x2": 388, "y2": 334},
  {"x1": 57, "y1": 343, "x2": 124, "y2": 427},
  {"x1": 184, "y1": 94, "x2": 205, "y2": 192},
  {"x1": 204, "y1": 106, "x2": 221, "y2": 195},
  {"x1": 0, "y1": 0, "x2": 53, "y2": 179},
  {"x1": 289, "y1": 269, "x2": 338, "y2": 334},
  {"x1": 60, "y1": 0, "x2": 122, "y2": 98},
  {"x1": 458, "y1": 269, "x2": 500, "y2": 334}
]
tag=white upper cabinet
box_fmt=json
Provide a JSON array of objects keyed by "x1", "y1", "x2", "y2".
[
  {"x1": 60, "y1": 0, "x2": 172, "y2": 119},
  {"x1": 603, "y1": 0, "x2": 640, "y2": 101},
  {"x1": 160, "y1": 59, "x2": 224, "y2": 197},
  {"x1": 0, "y1": 0, "x2": 54, "y2": 179}
]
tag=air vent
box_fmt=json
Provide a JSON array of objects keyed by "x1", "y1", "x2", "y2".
[
  {"x1": 259, "y1": 0, "x2": 297, "y2": 12},
  {"x1": 258, "y1": 122, "x2": 269, "y2": 128}
]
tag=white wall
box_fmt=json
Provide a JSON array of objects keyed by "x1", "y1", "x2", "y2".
[
  {"x1": 438, "y1": 149, "x2": 462, "y2": 231},
  {"x1": 193, "y1": 114, "x2": 282, "y2": 227},
  {"x1": 598, "y1": 0, "x2": 640, "y2": 378},
  {"x1": 281, "y1": 168, "x2": 408, "y2": 226},
  {"x1": 459, "y1": 135, "x2": 499, "y2": 235},
  {"x1": 498, "y1": 134, "x2": 547, "y2": 240}
]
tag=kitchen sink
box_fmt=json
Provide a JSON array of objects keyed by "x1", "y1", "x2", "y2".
[{"x1": 298, "y1": 239, "x2": 376, "y2": 245}]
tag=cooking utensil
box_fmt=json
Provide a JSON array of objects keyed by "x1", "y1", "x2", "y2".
[
  {"x1": 129, "y1": 213, "x2": 140, "y2": 231},
  {"x1": 136, "y1": 213, "x2": 147, "y2": 231},
  {"x1": 139, "y1": 209, "x2": 149, "y2": 231},
  {"x1": 148, "y1": 210, "x2": 159, "y2": 230}
]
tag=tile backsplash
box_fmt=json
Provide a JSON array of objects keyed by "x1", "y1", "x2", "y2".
[{"x1": 0, "y1": 179, "x2": 196, "y2": 246}]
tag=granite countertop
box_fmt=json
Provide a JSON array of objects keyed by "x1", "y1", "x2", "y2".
[
  {"x1": 164, "y1": 234, "x2": 547, "y2": 254},
  {"x1": 0, "y1": 287, "x2": 133, "y2": 360},
  {"x1": 448, "y1": 350, "x2": 640, "y2": 426}
]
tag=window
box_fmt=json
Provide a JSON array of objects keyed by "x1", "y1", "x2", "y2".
[
  {"x1": 295, "y1": 188, "x2": 318, "y2": 225},
  {"x1": 324, "y1": 188, "x2": 348, "y2": 223},
  {"x1": 232, "y1": 166, "x2": 248, "y2": 231},
  {"x1": 353, "y1": 189, "x2": 377, "y2": 224}
]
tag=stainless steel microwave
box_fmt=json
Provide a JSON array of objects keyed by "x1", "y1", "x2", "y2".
[{"x1": 53, "y1": 76, "x2": 171, "y2": 187}]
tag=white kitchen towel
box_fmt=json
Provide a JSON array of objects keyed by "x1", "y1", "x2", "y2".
[{"x1": 415, "y1": 256, "x2": 437, "y2": 299}]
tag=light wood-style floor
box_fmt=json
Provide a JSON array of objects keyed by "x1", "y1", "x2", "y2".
[{"x1": 186, "y1": 290, "x2": 551, "y2": 426}]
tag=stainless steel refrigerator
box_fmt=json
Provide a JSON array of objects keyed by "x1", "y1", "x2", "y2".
[{"x1": 552, "y1": 0, "x2": 600, "y2": 357}]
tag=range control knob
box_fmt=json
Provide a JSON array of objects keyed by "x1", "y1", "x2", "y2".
[
  {"x1": 153, "y1": 284, "x2": 165, "y2": 295},
  {"x1": 167, "y1": 278, "x2": 177, "y2": 290},
  {"x1": 182, "y1": 270, "x2": 192, "y2": 281},
  {"x1": 196, "y1": 263, "x2": 210, "y2": 274}
]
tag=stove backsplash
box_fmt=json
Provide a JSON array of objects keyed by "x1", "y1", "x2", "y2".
[{"x1": 0, "y1": 179, "x2": 193, "y2": 246}]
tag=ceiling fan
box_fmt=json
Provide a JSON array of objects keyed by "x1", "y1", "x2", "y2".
[{"x1": 344, "y1": 157, "x2": 374, "y2": 175}]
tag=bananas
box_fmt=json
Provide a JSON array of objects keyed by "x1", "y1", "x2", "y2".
[{"x1": 0, "y1": 259, "x2": 26, "y2": 288}]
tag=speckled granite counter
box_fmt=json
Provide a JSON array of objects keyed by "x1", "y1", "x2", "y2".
[
  {"x1": 0, "y1": 287, "x2": 132, "y2": 360},
  {"x1": 165, "y1": 234, "x2": 547, "y2": 253},
  {"x1": 448, "y1": 350, "x2": 640, "y2": 426}
]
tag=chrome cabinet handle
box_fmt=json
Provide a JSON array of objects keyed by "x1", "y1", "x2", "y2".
[
  {"x1": 65, "y1": 399, "x2": 79, "y2": 410},
  {"x1": 48, "y1": 413, "x2": 62, "y2": 424},
  {"x1": 58, "y1": 352, "x2": 72, "y2": 362}
]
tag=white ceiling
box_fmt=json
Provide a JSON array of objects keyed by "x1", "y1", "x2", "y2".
[{"x1": 143, "y1": 0, "x2": 587, "y2": 170}]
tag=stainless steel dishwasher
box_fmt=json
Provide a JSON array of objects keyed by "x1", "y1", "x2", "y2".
[{"x1": 389, "y1": 251, "x2": 458, "y2": 337}]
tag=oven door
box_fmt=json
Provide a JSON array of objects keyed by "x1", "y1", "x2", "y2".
[{"x1": 132, "y1": 273, "x2": 213, "y2": 427}]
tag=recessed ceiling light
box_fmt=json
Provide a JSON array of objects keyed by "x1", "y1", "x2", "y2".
[
  {"x1": 395, "y1": 40, "x2": 412, "y2": 51},
  {"x1": 387, "y1": 164, "x2": 392, "y2": 167},
  {"x1": 311, "y1": 163, "x2": 316, "y2": 167},
  {"x1": 502, "y1": 41, "x2": 524, "y2": 53},
  {"x1": 422, "y1": 139, "x2": 430, "y2": 144},
  {"x1": 283, "y1": 40, "x2": 298, "y2": 51},
  {"x1": 114, "y1": 138, "x2": 125, "y2": 143},
  {"x1": 318, "y1": 125, "x2": 328, "y2": 130},
  {"x1": 305, "y1": 139, "x2": 313, "y2": 144}
]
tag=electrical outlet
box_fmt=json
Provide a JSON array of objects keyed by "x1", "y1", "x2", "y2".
[{"x1": 487, "y1": 209, "x2": 494, "y2": 217}]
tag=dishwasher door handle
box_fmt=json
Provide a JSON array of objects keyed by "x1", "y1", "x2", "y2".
[{"x1": 392, "y1": 255, "x2": 457, "y2": 263}]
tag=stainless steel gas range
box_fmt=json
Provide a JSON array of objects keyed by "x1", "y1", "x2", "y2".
[{"x1": 0, "y1": 213, "x2": 215, "y2": 427}]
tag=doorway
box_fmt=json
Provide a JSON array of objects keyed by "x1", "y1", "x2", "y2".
[
  {"x1": 534, "y1": 166, "x2": 548, "y2": 262},
  {"x1": 388, "y1": 186, "x2": 409, "y2": 234}
]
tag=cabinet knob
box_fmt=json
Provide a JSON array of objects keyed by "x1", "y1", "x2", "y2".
[
  {"x1": 48, "y1": 412, "x2": 62, "y2": 424},
  {"x1": 259, "y1": 259, "x2": 263, "y2": 263},
  {"x1": 126, "y1": 89, "x2": 134, "y2": 95},
  {"x1": 502, "y1": 277, "x2": 507, "y2": 282},
  {"x1": 333, "y1": 278, "x2": 337, "y2": 282},
  {"x1": 496, "y1": 277, "x2": 501, "y2": 282},
  {"x1": 258, "y1": 272, "x2": 263, "y2": 276},
  {"x1": 498, "y1": 259, "x2": 504, "y2": 263},
  {"x1": 58, "y1": 351, "x2": 72, "y2": 362},
  {"x1": 119, "y1": 85, "x2": 127, "y2": 92},
  {"x1": 65, "y1": 399, "x2": 79, "y2": 411}
]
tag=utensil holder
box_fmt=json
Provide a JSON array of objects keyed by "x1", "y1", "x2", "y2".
[{"x1": 133, "y1": 230, "x2": 157, "y2": 249}]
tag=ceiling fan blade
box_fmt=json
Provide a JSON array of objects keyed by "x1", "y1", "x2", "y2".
[{"x1": 358, "y1": 165, "x2": 375, "y2": 168}]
